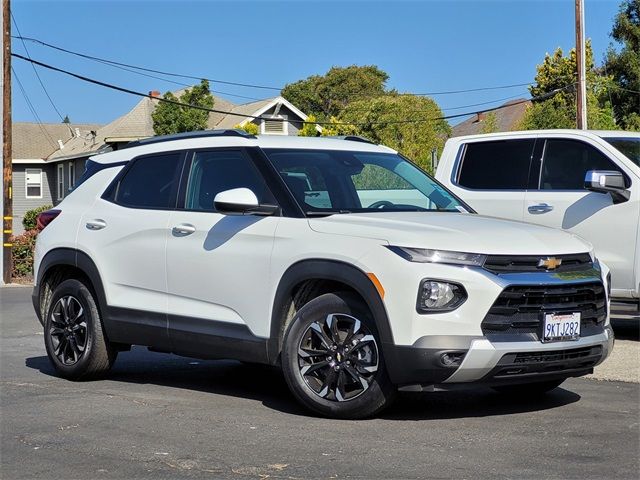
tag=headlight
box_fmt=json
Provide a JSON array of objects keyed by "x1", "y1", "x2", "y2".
[
  {"x1": 387, "y1": 246, "x2": 486, "y2": 267},
  {"x1": 417, "y1": 280, "x2": 467, "y2": 313}
]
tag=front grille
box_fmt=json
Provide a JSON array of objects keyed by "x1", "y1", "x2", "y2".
[
  {"x1": 483, "y1": 253, "x2": 593, "y2": 273},
  {"x1": 482, "y1": 282, "x2": 606, "y2": 341},
  {"x1": 513, "y1": 346, "x2": 600, "y2": 364}
]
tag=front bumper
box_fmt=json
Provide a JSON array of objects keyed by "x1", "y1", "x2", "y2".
[{"x1": 384, "y1": 326, "x2": 614, "y2": 388}]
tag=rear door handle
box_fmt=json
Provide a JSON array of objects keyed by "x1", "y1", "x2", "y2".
[
  {"x1": 528, "y1": 203, "x2": 554, "y2": 214},
  {"x1": 86, "y1": 219, "x2": 107, "y2": 230},
  {"x1": 172, "y1": 224, "x2": 196, "y2": 236}
]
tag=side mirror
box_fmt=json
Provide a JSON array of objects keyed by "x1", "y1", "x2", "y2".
[
  {"x1": 213, "y1": 188, "x2": 279, "y2": 215},
  {"x1": 584, "y1": 170, "x2": 630, "y2": 204}
]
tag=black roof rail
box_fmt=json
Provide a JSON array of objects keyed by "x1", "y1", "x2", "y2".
[
  {"x1": 123, "y1": 129, "x2": 255, "y2": 149},
  {"x1": 328, "y1": 135, "x2": 376, "y2": 145}
]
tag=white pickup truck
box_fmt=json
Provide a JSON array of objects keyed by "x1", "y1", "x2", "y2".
[{"x1": 436, "y1": 130, "x2": 640, "y2": 318}]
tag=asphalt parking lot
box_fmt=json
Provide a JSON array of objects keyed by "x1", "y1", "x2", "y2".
[{"x1": 1, "y1": 286, "x2": 639, "y2": 480}]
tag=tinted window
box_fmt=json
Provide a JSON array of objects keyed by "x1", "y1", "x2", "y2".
[
  {"x1": 114, "y1": 153, "x2": 182, "y2": 208},
  {"x1": 603, "y1": 137, "x2": 640, "y2": 167},
  {"x1": 540, "y1": 139, "x2": 622, "y2": 190},
  {"x1": 184, "y1": 150, "x2": 271, "y2": 211},
  {"x1": 458, "y1": 140, "x2": 535, "y2": 190}
]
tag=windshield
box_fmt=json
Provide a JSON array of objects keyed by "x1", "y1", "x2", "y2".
[
  {"x1": 264, "y1": 149, "x2": 468, "y2": 215},
  {"x1": 603, "y1": 137, "x2": 640, "y2": 167}
]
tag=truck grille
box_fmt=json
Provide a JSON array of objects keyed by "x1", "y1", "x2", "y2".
[
  {"x1": 481, "y1": 282, "x2": 606, "y2": 341},
  {"x1": 483, "y1": 253, "x2": 593, "y2": 273}
]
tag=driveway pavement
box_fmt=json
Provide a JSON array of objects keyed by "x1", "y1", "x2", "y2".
[{"x1": 1, "y1": 286, "x2": 639, "y2": 479}]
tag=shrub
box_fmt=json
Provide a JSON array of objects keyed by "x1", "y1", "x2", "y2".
[
  {"x1": 10, "y1": 229, "x2": 38, "y2": 279},
  {"x1": 22, "y1": 204, "x2": 52, "y2": 230},
  {"x1": 233, "y1": 122, "x2": 259, "y2": 135}
]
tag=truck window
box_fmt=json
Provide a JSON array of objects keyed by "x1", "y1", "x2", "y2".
[
  {"x1": 540, "y1": 139, "x2": 623, "y2": 190},
  {"x1": 457, "y1": 139, "x2": 535, "y2": 190}
]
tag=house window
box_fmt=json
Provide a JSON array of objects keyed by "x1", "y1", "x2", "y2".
[
  {"x1": 25, "y1": 168, "x2": 43, "y2": 199},
  {"x1": 68, "y1": 162, "x2": 76, "y2": 191},
  {"x1": 261, "y1": 115, "x2": 288, "y2": 135},
  {"x1": 57, "y1": 164, "x2": 64, "y2": 200}
]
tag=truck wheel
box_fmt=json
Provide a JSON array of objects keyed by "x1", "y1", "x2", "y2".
[
  {"x1": 44, "y1": 279, "x2": 117, "y2": 380},
  {"x1": 281, "y1": 292, "x2": 396, "y2": 419},
  {"x1": 492, "y1": 379, "x2": 565, "y2": 396}
]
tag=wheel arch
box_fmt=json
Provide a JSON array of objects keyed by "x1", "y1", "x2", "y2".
[
  {"x1": 34, "y1": 248, "x2": 107, "y2": 325},
  {"x1": 267, "y1": 259, "x2": 394, "y2": 364}
]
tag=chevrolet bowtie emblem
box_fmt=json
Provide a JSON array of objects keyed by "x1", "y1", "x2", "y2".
[{"x1": 538, "y1": 257, "x2": 563, "y2": 270}]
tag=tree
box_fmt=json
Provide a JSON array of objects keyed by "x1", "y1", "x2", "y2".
[
  {"x1": 297, "y1": 115, "x2": 320, "y2": 137},
  {"x1": 605, "y1": 0, "x2": 640, "y2": 130},
  {"x1": 62, "y1": 115, "x2": 70, "y2": 124},
  {"x1": 152, "y1": 80, "x2": 214, "y2": 135},
  {"x1": 281, "y1": 65, "x2": 389, "y2": 120},
  {"x1": 521, "y1": 42, "x2": 616, "y2": 130},
  {"x1": 336, "y1": 95, "x2": 450, "y2": 173},
  {"x1": 480, "y1": 112, "x2": 498, "y2": 134}
]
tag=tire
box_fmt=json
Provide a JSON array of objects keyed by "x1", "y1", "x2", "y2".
[
  {"x1": 43, "y1": 279, "x2": 117, "y2": 380},
  {"x1": 281, "y1": 292, "x2": 396, "y2": 419},
  {"x1": 492, "y1": 379, "x2": 565, "y2": 396}
]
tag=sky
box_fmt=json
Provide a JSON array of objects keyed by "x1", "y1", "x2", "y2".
[{"x1": 10, "y1": 0, "x2": 624, "y2": 127}]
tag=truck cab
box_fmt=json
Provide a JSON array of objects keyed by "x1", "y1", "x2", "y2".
[{"x1": 435, "y1": 129, "x2": 640, "y2": 318}]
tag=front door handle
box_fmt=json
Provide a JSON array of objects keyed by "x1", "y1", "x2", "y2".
[
  {"x1": 172, "y1": 224, "x2": 196, "y2": 236},
  {"x1": 86, "y1": 219, "x2": 107, "y2": 230},
  {"x1": 528, "y1": 203, "x2": 554, "y2": 214}
]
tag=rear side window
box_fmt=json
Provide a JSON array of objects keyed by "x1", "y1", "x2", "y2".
[
  {"x1": 457, "y1": 139, "x2": 535, "y2": 190},
  {"x1": 540, "y1": 139, "x2": 624, "y2": 190},
  {"x1": 112, "y1": 153, "x2": 182, "y2": 209}
]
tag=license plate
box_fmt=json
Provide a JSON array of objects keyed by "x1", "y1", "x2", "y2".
[{"x1": 542, "y1": 312, "x2": 581, "y2": 343}]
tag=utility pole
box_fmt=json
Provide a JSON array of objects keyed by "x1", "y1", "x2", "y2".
[
  {"x1": 2, "y1": 0, "x2": 12, "y2": 284},
  {"x1": 575, "y1": 0, "x2": 587, "y2": 129}
]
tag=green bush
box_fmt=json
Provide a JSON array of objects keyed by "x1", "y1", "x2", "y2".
[
  {"x1": 233, "y1": 122, "x2": 259, "y2": 135},
  {"x1": 10, "y1": 229, "x2": 38, "y2": 279},
  {"x1": 22, "y1": 204, "x2": 52, "y2": 230}
]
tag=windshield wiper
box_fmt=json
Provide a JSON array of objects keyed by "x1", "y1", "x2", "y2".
[{"x1": 305, "y1": 210, "x2": 352, "y2": 217}]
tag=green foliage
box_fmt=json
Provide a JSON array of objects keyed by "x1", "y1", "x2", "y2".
[
  {"x1": 298, "y1": 115, "x2": 320, "y2": 137},
  {"x1": 480, "y1": 112, "x2": 499, "y2": 134},
  {"x1": 22, "y1": 204, "x2": 52, "y2": 231},
  {"x1": 522, "y1": 42, "x2": 617, "y2": 130},
  {"x1": 281, "y1": 65, "x2": 389, "y2": 120},
  {"x1": 605, "y1": 0, "x2": 640, "y2": 130},
  {"x1": 233, "y1": 122, "x2": 259, "y2": 135},
  {"x1": 10, "y1": 229, "x2": 38, "y2": 279},
  {"x1": 62, "y1": 115, "x2": 70, "y2": 124},
  {"x1": 336, "y1": 95, "x2": 450, "y2": 174},
  {"x1": 320, "y1": 116, "x2": 361, "y2": 137},
  {"x1": 152, "y1": 80, "x2": 214, "y2": 135},
  {"x1": 352, "y1": 164, "x2": 413, "y2": 190}
]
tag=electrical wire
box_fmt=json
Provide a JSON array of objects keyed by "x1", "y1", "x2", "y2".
[
  {"x1": 13, "y1": 35, "x2": 540, "y2": 98},
  {"x1": 12, "y1": 67, "x2": 59, "y2": 150},
  {"x1": 12, "y1": 53, "x2": 570, "y2": 126},
  {"x1": 11, "y1": 16, "x2": 69, "y2": 127}
]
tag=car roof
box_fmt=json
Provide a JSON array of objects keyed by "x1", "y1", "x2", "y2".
[
  {"x1": 449, "y1": 129, "x2": 640, "y2": 142},
  {"x1": 88, "y1": 132, "x2": 398, "y2": 165}
]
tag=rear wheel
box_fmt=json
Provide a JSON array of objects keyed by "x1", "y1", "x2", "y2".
[
  {"x1": 492, "y1": 379, "x2": 565, "y2": 396},
  {"x1": 281, "y1": 292, "x2": 396, "y2": 419},
  {"x1": 44, "y1": 279, "x2": 117, "y2": 380}
]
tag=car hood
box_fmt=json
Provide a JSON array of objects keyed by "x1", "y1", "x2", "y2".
[{"x1": 308, "y1": 212, "x2": 591, "y2": 255}]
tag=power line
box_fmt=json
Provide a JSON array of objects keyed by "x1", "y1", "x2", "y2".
[
  {"x1": 12, "y1": 35, "x2": 282, "y2": 91},
  {"x1": 11, "y1": 15, "x2": 69, "y2": 126},
  {"x1": 12, "y1": 67, "x2": 59, "y2": 149},
  {"x1": 13, "y1": 35, "x2": 541, "y2": 98},
  {"x1": 12, "y1": 53, "x2": 569, "y2": 127}
]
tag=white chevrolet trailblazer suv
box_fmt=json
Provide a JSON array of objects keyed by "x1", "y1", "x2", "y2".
[{"x1": 33, "y1": 130, "x2": 614, "y2": 419}]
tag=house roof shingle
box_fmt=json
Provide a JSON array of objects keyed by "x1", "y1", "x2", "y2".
[
  {"x1": 12, "y1": 122, "x2": 101, "y2": 159},
  {"x1": 451, "y1": 99, "x2": 531, "y2": 137}
]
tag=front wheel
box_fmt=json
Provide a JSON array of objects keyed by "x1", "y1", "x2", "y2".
[
  {"x1": 492, "y1": 379, "x2": 565, "y2": 396},
  {"x1": 281, "y1": 292, "x2": 396, "y2": 419},
  {"x1": 44, "y1": 279, "x2": 117, "y2": 380}
]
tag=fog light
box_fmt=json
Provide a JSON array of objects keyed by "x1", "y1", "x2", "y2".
[
  {"x1": 417, "y1": 280, "x2": 467, "y2": 313},
  {"x1": 440, "y1": 351, "x2": 466, "y2": 367}
]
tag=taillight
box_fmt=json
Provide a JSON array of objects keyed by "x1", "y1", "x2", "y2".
[{"x1": 36, "y1": 209, "x2": 61, "y2": 231}]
